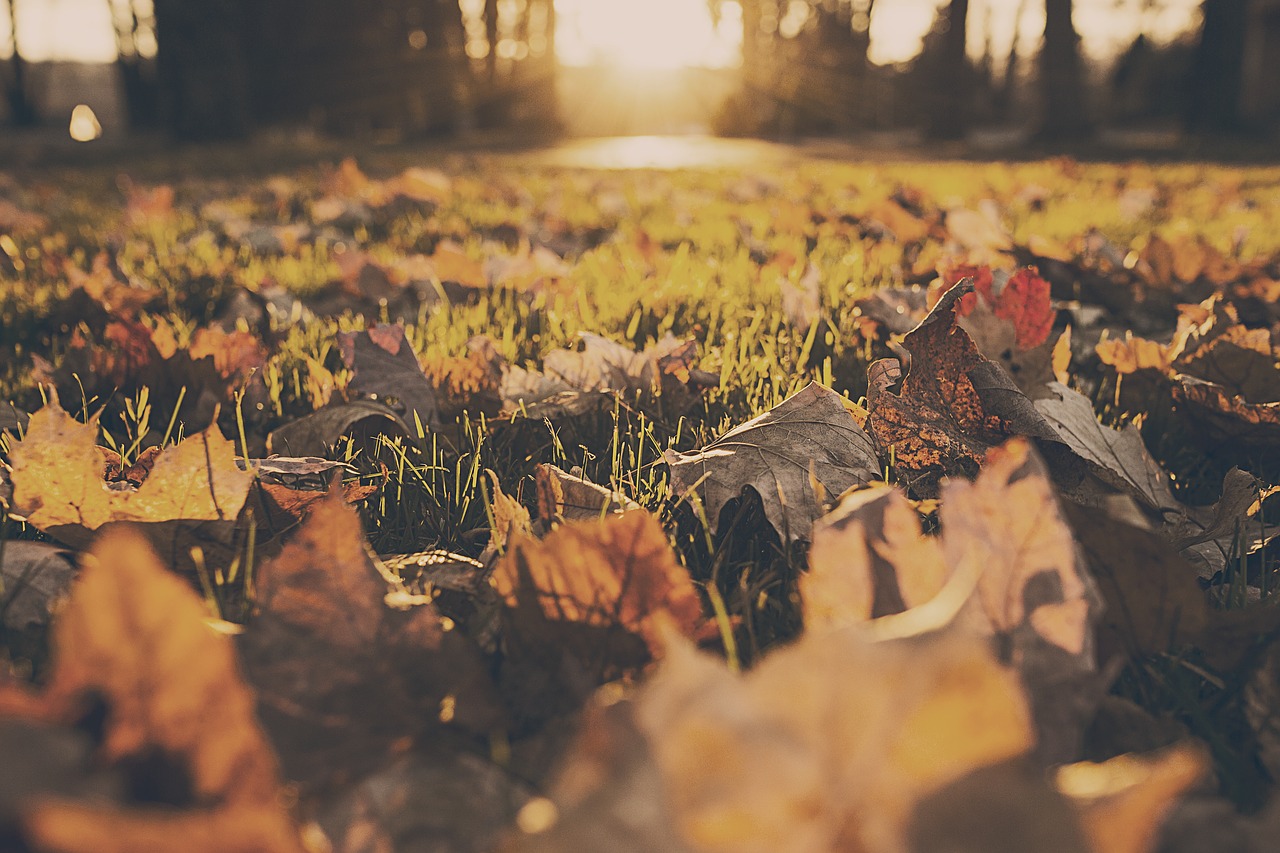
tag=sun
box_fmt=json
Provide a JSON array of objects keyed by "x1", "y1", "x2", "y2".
[{"x1": 557, "y1": 0, "x2": 741, "y2": 70}]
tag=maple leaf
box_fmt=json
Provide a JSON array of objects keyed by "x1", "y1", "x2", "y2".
[
  {"x1": 240, "y1": 493, "x2": 502, "y2": 792},
  {"x1": 7, "y1": 398, "x2": 253, "y2": 552},
  {"x1": 665, "y1": 382, "x2": 878, "y2": 543},
  {"x1": 1, "y1": 527, "x2": 302, "y2": 853},
  {"x1": 631, "y1": 628, "x2": 1033, "y2": 853},
  {"x1": 955, "y1": 266, "x2": 1064, "y2": 399}
]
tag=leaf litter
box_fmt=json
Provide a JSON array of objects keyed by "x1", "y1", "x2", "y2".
[{"x1": 1, "y1": 156, "x2": 1280, "y2": 851}]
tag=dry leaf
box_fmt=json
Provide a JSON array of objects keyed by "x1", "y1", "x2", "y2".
[
  {"x1": 534, "y1": 463, "x2": 640, "y2": 523},
  {"x1": 338, "y1": 323, "x2": 439, "y2": 430},
  {"x1": 492, "y1": 510, "x2": 701, "y2": 656},
  {"x1": 241, "y1": 494, "x2": 502, "y2": 791},
  {"x1": 3, "y1": 527, "x2": 304, "y2": 853},
  {"x1": 1057, "y1": 745, "x2": 1207, "y2": 853},
  {"x1": 1034, "y1": 382, "x2": 1178, "y2": 513},
  {"x1": 665, "y1": 382, "x2": 878, "y2": 542},
  {"x1": 635, "y1": 627, "x2": 1033, "y2": 853},
  {"x1": 867, "y1": 281, "x2": 1059, "y2": 496},
  {"x1": 803, "y1": 485, "x2": 947, "y2": 629},
  {"x1": 8, "y1": 398, "x2": 253, "y2": 551}
]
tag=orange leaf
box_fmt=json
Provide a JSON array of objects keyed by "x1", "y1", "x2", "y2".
[{"x1": 492, "y1": 511, "x2": 702, "y2": 656}]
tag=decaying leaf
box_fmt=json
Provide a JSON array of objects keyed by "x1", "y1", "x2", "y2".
[
  {"x1": 492, "y1": 510, "x2": 702, "y2": 656},
  {"x1": 7, "y1": 398, "x2": 253, "y2": 551},
  {"x1": 665, "y1": 382, "x2": 878, "y2": 542},
  {"x1": 241, "y1": 493, "x2": 503, "y2": 791},
  {"x1": 0, "y1": 527, "x2": 303, "y2": 853},
  {"x1": 867, "y1": 281, "x2": 1058, "y2": 496}
]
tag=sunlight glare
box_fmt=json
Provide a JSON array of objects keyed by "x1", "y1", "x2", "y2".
[{"x1": 557, "y1": 0, "x2": 741, "y2": 69}]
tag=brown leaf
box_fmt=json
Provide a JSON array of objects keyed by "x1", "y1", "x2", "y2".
[
  {"x1": 1057, "y1": 745, "x2": 1207, "y2": 853},
  {"x1": 634, "y1": 628, "x2": 1033, "y2": 853},
  {"x1": 1034, "y1": 382, "x2": 1178, "y2": 513},
  {"x1": 665, "y1": 382, "x2": 878, "y2": 542},
  {"x1": 867, "y1": 280, "x2": 1055, "y2": 495},
  {"x1": 1063, "y1": 502, "x2": 1210, "y2": 662},
  {"x1": 492, "y1": 510, "x2": 702, "y2": 657},
  {"x1": 0, "y1": 542, "x2": 77, "y2": 634},
  {"x1": 8, "y1": 398, "x2": 253, "y2": 551},
  {"x1": 241, "y1": 494, "x2": 503, "y2": 791},
  {"x1": 534, "y1": 463, "x2": 640, "y2": 524},
  {"x1": 338, "y1": 323, "x2": 440, "y2": 430},
  {"x1": 266, "y1": 399, "x2": 411, "y2": 457}
]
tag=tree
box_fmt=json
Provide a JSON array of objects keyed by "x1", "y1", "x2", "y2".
[
  {"x1": 1185, "y1": 0, "x2": 1248, "y2": 132},
  {"x1": 2, "y1": 0, "x2": 37, "y2": 127},
  {"x1": 1037, "y1": 0, "x2": 1092, "y2": 139},
  {"x1": 152, "y1": 0, "x2": 253, "y2": 140},
  {"x1": 924, "y1": 0, "x2": 973, "y2": 139}
]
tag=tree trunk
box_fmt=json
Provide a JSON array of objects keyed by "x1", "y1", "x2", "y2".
[
  {"x1": 1185, "y1": 0, "x2": 1248, "y2": 132},
  {"x1": 3, "y1": 0, "x2": 37, "y2": 127},
  {"x1": 484, "y1": 0, "x2": 499, "y2": 85},
  {"x1": 925, "y1": 0, "x2": 971, "y2": 140},
  {"x1": 152, "y1": 0, "x2": 253, "y2": 140},
  {"x1": 1037, "y1": 0, "x2": 1091, "y2": 140}
]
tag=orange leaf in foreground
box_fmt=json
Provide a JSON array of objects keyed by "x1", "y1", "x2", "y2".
[
  {"x1": 1057, "y1": 745, "x2": 1207, "y2": 853},
  {"x1": 19, "y1": 527, "x2": 302, "y2": 853},
  {"x1": 492, "y1": 510, "x2": 703, "y2": 655},
  {"x1": 634, "y1": 628, "x2": 1033, "y2": 853}
]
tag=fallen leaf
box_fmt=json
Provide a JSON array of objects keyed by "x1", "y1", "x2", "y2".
[
  {"x1": 1057, "y1": 745, "x2": 1207, "y2": 853},
  {"x1": 492, "y1": 510, "x2": 702, "y2": 657},
  {"x1": 2, "y1": 527, "x2": 303, "y2": 853},
  {"x1": 0, "y1": 541, "x2": 77, "y2": 634},
  {"x1": 534, "y1": 464, "x2": 640, "y2": 523},
  {"x1": 867, "y1": 281, "x2": 1060, "y2": 496},
  {"x1": 240, "y1": 493, "x2": 503, "y2": 792},
  {"x1": 7, "y1": 398, "x2": 253, "y2": 552},
  {"x1": 803, "y1": 484, "x2": 948, "y2": 629},
  {"x1": 665, "y1": 382, "x2": 878, "y2": 542},
  {"x1": 634, "y1": 627, "x2": 1033, "y2": 853},
  {"x1": 1034, "y1": 382, "x2": 1178, "y2": 513},
  {"x1": 266, "y1": 399, "x2": 411, "y2": 457},
  {"x1": 338, "y1": 323, "x2": 440, "y2": 430}
]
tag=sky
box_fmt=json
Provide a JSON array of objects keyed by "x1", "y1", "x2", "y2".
[{"x1": 2, "y1": 0, "x2": 1202, "y2": 70}]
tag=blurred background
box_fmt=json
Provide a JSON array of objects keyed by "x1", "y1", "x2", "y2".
[{"x1": 1, "y1": 0, "x2": 1277, "y2": 148}]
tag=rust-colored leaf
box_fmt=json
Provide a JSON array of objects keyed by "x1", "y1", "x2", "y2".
[{"x1": 492, "y1": 510, "x2": 702, "y2": 656}]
